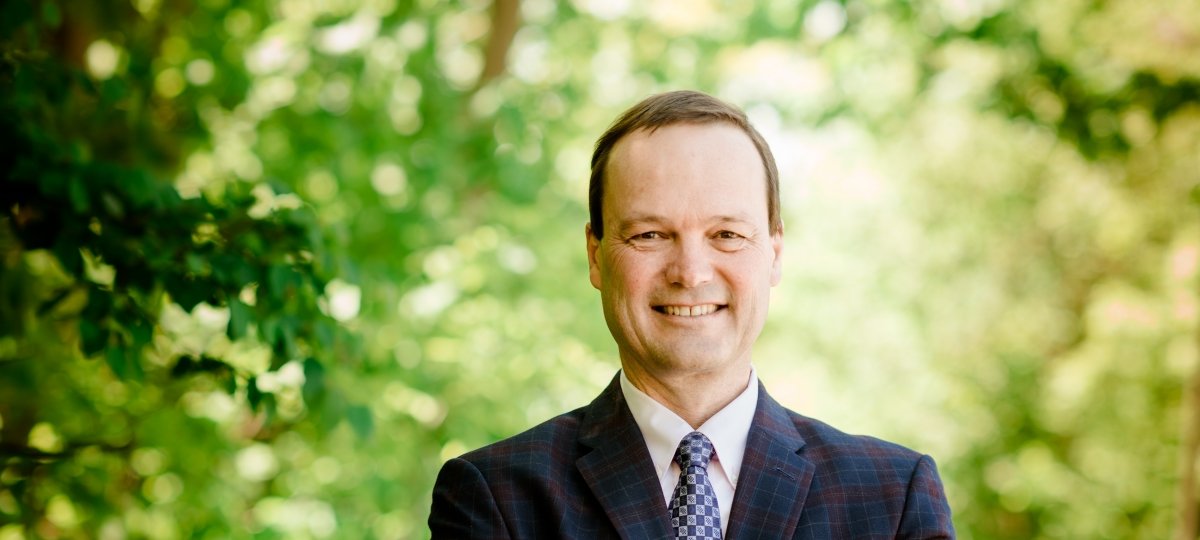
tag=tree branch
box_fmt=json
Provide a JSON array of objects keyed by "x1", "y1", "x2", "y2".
[
  {"x1": 0, "y1": 441, "x2": 133, "y2": 461},
  {"x1": 476, "y1": 0, "x2": 520, "y2": 89},
  {"x1": 1175, "y1": 332, "x2": 1200, "y2": 540}
]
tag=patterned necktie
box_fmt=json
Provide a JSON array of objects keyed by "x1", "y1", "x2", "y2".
[{"x1": 668, "y1": 431, "x2": 722, "y2": 539}]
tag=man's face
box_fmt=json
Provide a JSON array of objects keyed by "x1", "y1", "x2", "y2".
[{"x1": 586, "y1": 122, "x2": 782, "y2": 380}]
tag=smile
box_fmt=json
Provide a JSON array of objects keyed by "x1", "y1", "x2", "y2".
[{"x1": 654, "y1": 304, "x2": 724, "y2": 317}]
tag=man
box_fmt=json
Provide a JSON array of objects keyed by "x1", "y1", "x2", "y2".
[{"x1": 430, "y1": 90, "x2": 955, "y2": 539}]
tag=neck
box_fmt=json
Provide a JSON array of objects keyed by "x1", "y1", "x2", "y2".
[{"x1": 622, "y1": 360, "x2": 752, "y2": 428}]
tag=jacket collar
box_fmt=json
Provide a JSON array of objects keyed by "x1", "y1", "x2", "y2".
[
  {"x1": 725, "y1": 381, "x2": 813, "y2": 540},
  {"x1": 576, "y1": 375, "x2": 672, "y2": 539},
  {"x1": 577, "y1": 374, "x2": 813, "y2": 540}
]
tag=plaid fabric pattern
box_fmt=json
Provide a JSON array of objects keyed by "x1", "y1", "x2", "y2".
[
  {"x1": 429, "y1": 374, "x2": 956, "y2": 539},
  {"x1": 668, "y1": 432, "x2": 722, "y2": 539}
]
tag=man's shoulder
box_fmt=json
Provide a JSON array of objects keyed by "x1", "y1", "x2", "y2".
[
  {"x1": 454, "y1": 405, "x2": 589, "y2": 469},
  {"x1": 429, "y1": 405, "x2": 609, "y2": 538},
  {"x1": 759, "y1": 403, "x2": 955, "y2": 537},
  {"x1": 783, "y1": 407, "x2": 931, "y2": 477}
]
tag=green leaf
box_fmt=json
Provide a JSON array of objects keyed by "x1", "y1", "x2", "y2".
[
  {"x1": 128, "y1": 317, "x2": 152, "y2": 350},
  {"x1": 171, "y1": 355, "x2": 231, "y2": 378},
  {"x1": 271, "y1": 318, "x2": 296, "y2": 361},
  {"x1": 99, "y1": 78, "x2": 128, "y2": 104},
  {"x1": 105, "y1": 346, "x2": 127, "y2": 379},
  {"x1": 168, "y1": 275, "x2": 208, "y2": 312},
  {"x1": 79, "y1": 319, "x2": 107, "y2": 357},
  {"x1": 247, "y1": 376, "x2": 263, "y2": 410},
  {"x1": 211, "y1": 255, "x2": 255, "y2": 287},
  {"x1": 104, "y1": 337, "x2": 145, "y2": 381},
  {"x1": 345, "y1": 404, "x2": 374, "y2": 440},
  {"x1": 53, "y1": 242, "x2": 83, "y2": 277},
  {"x1": 301, "y1": 357, "x2": 325, "y2": 404},
  {"x1": 267, "y1": 264, "x2": 297, "y2": 302},
  {"x1": 68, "y1": 175, "x2": 90, "y2": 212},
  {"x1": 185, "y1": 253, "x2": 210, "y2": 276},
  {"x1": 241, "y1": 232, "x2": 265, "y2": 255},
  {"x1": 313, "y1": 319, "x2": 335, "y2": 350},
  {"x1": 259, "y1": 316, "x2": 278, "y2": 348},
  {"x1": 100, "y1": 192, "x2": 126, "y2": 220},
  {"x1": 227, "y1": 299, "x2": 251, "y2": 340},
  {"x1": 41, "y1": 1, "x2": 61, "y2": 28},
  {"x1": 81, "y1": 287, "x2": 113, "y2": 320}
]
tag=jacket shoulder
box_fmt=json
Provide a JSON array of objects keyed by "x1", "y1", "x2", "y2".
[
  {"x1": 778, "y1": 411, "x2": 955, "y2": 538},
  {"x1": 455, "y1": 405, "x2": 588, "y2": 471},
  {"x1": 788, "y1": 410, "x2": 930, "y2": 479}
]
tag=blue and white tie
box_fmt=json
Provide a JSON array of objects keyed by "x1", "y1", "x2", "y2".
[{"x1": 669, "y1": 431, "x2": 721, "y2": 539}]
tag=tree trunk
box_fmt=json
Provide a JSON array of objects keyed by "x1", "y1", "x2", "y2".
[{"x1": 1177, "y1": 336, "x2": 1200, "y2": 540}]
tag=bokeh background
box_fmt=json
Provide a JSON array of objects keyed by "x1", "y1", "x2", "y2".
[{"x1": 2, "y1": 0, "x2": 1199, "y2": 538}]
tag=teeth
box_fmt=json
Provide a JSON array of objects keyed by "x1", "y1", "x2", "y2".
[{"x1": 663, "y1": 304, "x2": 718, "y2": 317}]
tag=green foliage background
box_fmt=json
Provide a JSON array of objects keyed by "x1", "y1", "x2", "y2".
[{"x1": 1, "y1": 0, "x2": 1198, "y2": 538}]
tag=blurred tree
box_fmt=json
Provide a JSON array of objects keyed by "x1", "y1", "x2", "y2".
[
  {"x1": 1, "y1": 1, "x2": 351, "y2": 537},
  {"x1": 1, "y1": 0, "x2": 1197, "y2": 539}
]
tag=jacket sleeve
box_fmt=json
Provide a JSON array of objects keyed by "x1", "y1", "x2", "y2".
[
  {"x1": 896, "y1": 454, "x2": 956, "y2": 539},
  {"x1": 429, "y1": 457, "x2": 511, "y2": 539}
]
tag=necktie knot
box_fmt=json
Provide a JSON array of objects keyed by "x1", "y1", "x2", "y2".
[
  {"x1": 674, "y1": 431, "x2": 715, "y2": 470},
  {"x1": 669, "y1": 431, "x2": 721, "y2": 538}
]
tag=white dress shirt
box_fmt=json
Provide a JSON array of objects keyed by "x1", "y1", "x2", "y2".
[{"x1": 619, "y1": 368, "x2": 759, "y2": 537}]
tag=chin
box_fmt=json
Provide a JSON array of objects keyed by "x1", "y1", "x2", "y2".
[{"x1": 652, "y1": 348, "x2": 736, "y2": 374}]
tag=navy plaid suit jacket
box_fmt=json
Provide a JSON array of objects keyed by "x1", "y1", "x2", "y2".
[{"x1": 430, "y1": 374, "x2": 955, "y2": 539}]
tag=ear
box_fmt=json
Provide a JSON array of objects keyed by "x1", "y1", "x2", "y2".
[
  {"x1": 769, "y1": 224, "x2": 783, "y2": 287},
  {"x1": 586, "y1": 222, "x2": 602, "y2": 290}
]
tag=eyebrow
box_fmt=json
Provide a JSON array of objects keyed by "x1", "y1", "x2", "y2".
[
  {"x1": 613, "y1": 214, "x2": 757, "y2": 232},
  {"x1": 613, "y1": 214, "x2": 666, "y2": 230}
]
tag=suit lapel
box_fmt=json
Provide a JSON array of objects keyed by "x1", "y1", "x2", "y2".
[
  {"x1": 576, "y1": 376, "x2": 672, "y2": 539},
  {"x1": 726, "y1": 383, "x2": 813, "y2": 540}
]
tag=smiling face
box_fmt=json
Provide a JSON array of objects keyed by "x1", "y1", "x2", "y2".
[{"x1": 586, "y1": 122, "x2": 783, "y2": 383}]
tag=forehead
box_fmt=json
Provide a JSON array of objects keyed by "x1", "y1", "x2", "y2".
[{"x1": 604, "y1": 122, "x2": 767, "y2": 222}]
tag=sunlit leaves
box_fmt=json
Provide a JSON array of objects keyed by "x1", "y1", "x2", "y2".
[{"x1": 2, "y1": 0, "x2": 1198, "y2": 538}]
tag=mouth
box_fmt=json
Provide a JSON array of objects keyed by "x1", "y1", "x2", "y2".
[{"x1": 652, "y1": 304, "x2": 726, "y2": 317}]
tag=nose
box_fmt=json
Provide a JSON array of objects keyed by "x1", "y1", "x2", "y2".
[{"x1": 666, "y1": 237, "x2": 714, "y2": 288}]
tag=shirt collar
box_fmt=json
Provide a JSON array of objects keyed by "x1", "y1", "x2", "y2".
[{"x1": 619, "y1": 368, "x2": 759, "y2": 486}]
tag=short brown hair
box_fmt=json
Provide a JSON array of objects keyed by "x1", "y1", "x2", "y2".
[{"x1": 588, "y1": 90, "x2": 781, "y2": 239}]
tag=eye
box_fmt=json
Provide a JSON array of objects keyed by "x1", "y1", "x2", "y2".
[
  {"x1": 712, "y1": 230, "x2": 748, "y2": 251},
  {"x1": 626, "y1": 231, "x2": 668, "y2": 249},
  {"x1": 631, "y1": 231, "x2": 665, "y2": 241}
]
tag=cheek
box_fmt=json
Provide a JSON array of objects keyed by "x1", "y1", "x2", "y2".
[
  {"x1": 611, "y1": 271, "x2": 650, "y2": 306},
  {"x1": 607, "y1": 251, "x2": 658, "y2": 289},
  {"x1": 726, "y1": 256, "x2": 776, "y2": 296}
]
